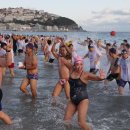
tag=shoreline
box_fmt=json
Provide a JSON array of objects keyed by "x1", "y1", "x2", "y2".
[
  {"x1": 1, "y1": 30, "x2": 130, "y2": 34},
  {"x1": 0, "y1": 30, "x2": 87, "y2": 33}
]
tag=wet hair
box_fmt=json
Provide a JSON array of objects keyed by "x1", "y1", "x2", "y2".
[
  {"x1": 5, "y1": 35, "x2": 10, "y2": 39},
  {"x1": 25, "y1": 39, "x2": 28, "y2": 43},
  {"x1": 109, "y1": 48, "x2": 116, "y2": 54},
  {"x1": 121, "y1": 49, "x2": 128, "y2": 54},
  {"x1": 123, "y1": 39, "x2": 128, "y2": 43},
  {"x1": 125, "y1": 44, "x2": 130, "y2": 49},
  {"x1": 106, "y1": 43, "x2": 111, "y2": 46},
  {"x1": 26, "y1": 43, "x2": 34, "y2": 50},
  {"x1": 47, "y1": 39, "x2": 52, "y2": 45},
  {"x1": 0, "y1": 41, "x2": 7, "y2": 48},
  {"x1": 88, "y1": 43, "x2": 94, "y2": 49}
]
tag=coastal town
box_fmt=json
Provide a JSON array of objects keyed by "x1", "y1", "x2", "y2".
[{"x1": 0, "y1": 7, "x2": 83, "y2": 32}]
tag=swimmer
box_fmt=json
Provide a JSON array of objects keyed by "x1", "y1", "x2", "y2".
[
  {"x1": 0, "y1": 41, "x2": 15, "y2": 77},
  {"x1": 45, "y1": 39, "x2": 55, "y2": 63},
  {"x1": 6, "y1": 38, "x2": 15, "y2": 78},
  {"x1": 63, "y1": 56, "x2": 105, "y2": 130},
  {"x1": 0, "y1": 43, "x2": 12, "y2": 124},
  {"x1": 51, "y1": 37, "x2": 71, "y2": 102},
  {"x1": 0, "y1": 89, "x2": 12, "y2": 124},
  {"x1": 83, "y1": 44, "x2": 102, "y2": 74},
  {"x1": 105, "y1": 48, "x2": 120, "y2": 85},
  {"x1": 100, "y1": 43, "x2": 112, "y2": 65},
  {"x1": 19, "y1": 43, "x2": 38, "y2": 99},
  {"x1": 117, "y1": 49, "x2": 130, "y2": 95}
]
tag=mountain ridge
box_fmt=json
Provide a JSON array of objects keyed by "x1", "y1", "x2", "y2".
[{"x1": 0, "y1": 7, "x2": 84, "y2": 32}]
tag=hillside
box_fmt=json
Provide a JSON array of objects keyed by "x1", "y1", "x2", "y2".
[{"x1": 0, "y1": 7, "x2": 83, "y2": 31}]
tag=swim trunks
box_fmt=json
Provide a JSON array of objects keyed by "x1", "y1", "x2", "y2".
[
  {"x1": 106, "y1": 73, "x2": 119, "y2": 81},
  {"x1": 116, "y1": 79, "x2": 130, "y2": 88},
  {"x1": 26, "y1": 73, "x2": 38, "y2": 80},
  {"x1": 8, "y1": 63, "x2": 14, "y2": 68}
]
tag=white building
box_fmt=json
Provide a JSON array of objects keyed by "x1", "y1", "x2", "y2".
[
  {"x1": 21, "y1": 25, "x2": 31, "y2": 30},
  {"x1": 46, "y1": 26, "x2": 53, "y2": 31},
  {"x1": 52, "y1": 25, "x2": 59, "y2": 31},
  {"x1": 4, "y1": 15, "x2": 13, "y2": 22},
  {"x1": 0, "y1": 24, "x2": 6, "y2": 30},
  {"x1": 39, "y1": 10, "x2": 44, "y2": 14}
]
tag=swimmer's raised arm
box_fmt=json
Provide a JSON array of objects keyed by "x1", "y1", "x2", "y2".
[
  {"x1": 85, "y1": 70, "x2": 105, "y2": 81},
  {"x1": 83, "y1": 53, "x2": 88, "y2": 59}
]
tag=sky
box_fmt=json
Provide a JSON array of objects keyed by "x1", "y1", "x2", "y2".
[{"x1": 0, "y1": 0, "x2": 130, "y2": 32}]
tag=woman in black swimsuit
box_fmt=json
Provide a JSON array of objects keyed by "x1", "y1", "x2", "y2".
[{"x1": 64, "y1": 56, "x2": 105, "y2": 130}]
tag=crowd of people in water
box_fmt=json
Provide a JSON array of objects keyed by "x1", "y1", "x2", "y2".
[{"x1": 0, "y1": 33, "x2": 130, "y2": 130}]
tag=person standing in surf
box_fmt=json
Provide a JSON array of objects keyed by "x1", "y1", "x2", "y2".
[
  {"x1": 83, "y1": 43, "x2": 102, "y2": 74},
  {"x1": 104, "y1": 48, "x2": 120, "y2": 86},
  {"x1": 51, "y1": 37, "x2": 71, "y2": 102},
  {"x1": 19, "y1": 43, "x2": 38, "y2": 99},
  {"x1": 0, "y1": 42, "x2": 12, "y2": 124},
  {"x1": 5, "y1": 36, "x2": 15, "y2": 78},
  {"x1": 63, "y1": 56, "x2": 105, "y2": 130},
  {"x1": 117, "y1": 49, "x2": 130, "y2": 95}
]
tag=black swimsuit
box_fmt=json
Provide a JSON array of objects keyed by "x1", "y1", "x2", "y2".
[{"x1": 68, "y1": 71, "x2": 89, "y2": 105}]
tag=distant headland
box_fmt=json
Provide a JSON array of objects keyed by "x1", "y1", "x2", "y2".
[{"x1": 0, "y1": 7, "x2": 84, "y2": 32}]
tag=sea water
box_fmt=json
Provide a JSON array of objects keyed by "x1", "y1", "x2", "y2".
[{"x1": 1, "y1": 31, "x2": 130, "y2": 130}]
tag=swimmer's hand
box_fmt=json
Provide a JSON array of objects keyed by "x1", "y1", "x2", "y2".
[
  {"x1": 54, "y1": 37, "x2": 62, "y2": 44},
  {"x1": 99, "y1": 69, "x2": 106, "y2": 79}
]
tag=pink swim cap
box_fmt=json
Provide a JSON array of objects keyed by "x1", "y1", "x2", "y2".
[{"x1": 74, "y1": 56, "x2": 83, "y2": 65}]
